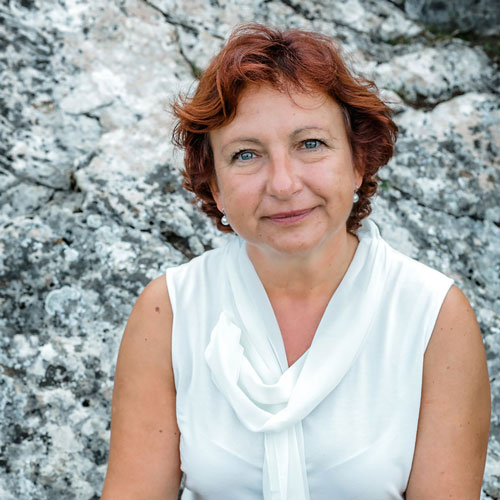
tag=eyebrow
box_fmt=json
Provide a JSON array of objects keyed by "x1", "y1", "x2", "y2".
[
  {"x1": 220, "y1": 126, "x2": 332, "y2": 154},
  {"x1": 221, "y1": 137, "x2": 262, "y2": 155},
  {"x1": 291, "y1": 126, "x2": 329, "y2": 136}
]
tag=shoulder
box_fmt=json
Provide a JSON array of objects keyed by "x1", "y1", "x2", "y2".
[
  {"x1": 126, "y1": 275, "x2": 172, "y2": 340},
  {"x1": 382, "y1": 237, "x2": 451, "y2": 287},
  {"x1": 433, "y1": 284, "x2": 477, "y2": 329},
  {"x1": 425, "y1": 285, "x2": 488, "y2": 376},
  {"x1": 166, "y1": 237, "x2": 238, "y2": 302},
  {"x1": 366, "y1": 222, "x2": 453, "y2": 294},
  {"x1": 134, "y1": 274, "x2": 171, "y2": 314},
  {"x1": 374, "y1": 233, "x2": 454, "y2": 339},
  {"x1": 115, "y1": 275, "x2": 174, "y2": 379}
]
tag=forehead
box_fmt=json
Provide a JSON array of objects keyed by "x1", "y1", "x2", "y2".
[
  {"x1": 235, "y1": 83, "x2": 337, "y2": 118},
  {"x1": 210, "y1": 84, "x2": 345, "y2": 144}
]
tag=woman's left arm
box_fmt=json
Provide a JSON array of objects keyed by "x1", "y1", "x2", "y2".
[{"x1": 406, "y1": 285, "x2": 491, "y2": 499}]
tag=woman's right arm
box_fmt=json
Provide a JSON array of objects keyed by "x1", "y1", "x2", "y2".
[{"x1": 101, "y1": 276, "x2": 181, "y2": 500}]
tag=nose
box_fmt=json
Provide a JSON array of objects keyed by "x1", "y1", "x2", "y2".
[{"x1": 266, "y1": 151, "x2": 302, "y2": 199}]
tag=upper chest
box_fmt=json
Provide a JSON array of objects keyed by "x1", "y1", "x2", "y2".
[
  {"x1": 269, "y1": 293, "x2": 332, "y2": 366},
  {"x1": 176, "y1": 307, "x2": 420, "y2": 500}
]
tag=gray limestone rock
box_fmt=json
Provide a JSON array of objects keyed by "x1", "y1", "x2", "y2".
[
  {"x1": 0, "y1": 3, "x2": 101, "y2": 191},
  {"x1": 383, "y1": 92, "x2": 499, "y2": 222},
  {"x1": 0, "y1": 211, "x2": 185, "y2": 498},
  {"x1": 1, "y1": 0, "x2": 499, "y2": 498},
  {"x1": 404, "y1": 0, "x2": 500, "y2": 36},
  {"x1": 372, "y1": 41, "x2": 497, "y2": 106}
]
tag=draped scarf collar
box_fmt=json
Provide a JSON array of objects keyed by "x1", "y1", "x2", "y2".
[{"x1": 205, "y1": 220, "x2": 386, "y2": 499}]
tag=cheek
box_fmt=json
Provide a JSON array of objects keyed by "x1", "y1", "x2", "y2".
[
  {"x1": 310, "y1": 165, "x2": 349, "y2": 192},
  {"x1": 227, "y1": 190, "x2": 257, "y2": 213},
  {"x1": 223, "y1": 176, "x2": 261, "y2": 206},
  {"x1": 313, "y1": 173, "x2": 356, "y2": 208}
]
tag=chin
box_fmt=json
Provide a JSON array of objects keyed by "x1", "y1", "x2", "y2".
[{"x1": 261, "y1": 234, "x2": 327, "y2": 257}]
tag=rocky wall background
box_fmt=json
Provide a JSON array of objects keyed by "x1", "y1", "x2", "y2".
[{"x1": 0, "y1": 0, "x2": 499, "y2": 498}]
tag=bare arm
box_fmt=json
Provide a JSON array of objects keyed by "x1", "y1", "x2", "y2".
[
  {"x1": 406, "y1": 285, "x2": 490, "y2": 499},
  {"x1": 101, "y1": 276, "x2": 181, "y2": 500}
]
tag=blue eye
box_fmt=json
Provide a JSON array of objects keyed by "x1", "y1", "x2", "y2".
[
  {"x1": 234, "y1": 150, "x2": 255, "y2": 161},
  {"x1": 303, "y1": 139, "x2": 321, "y2": 149}
]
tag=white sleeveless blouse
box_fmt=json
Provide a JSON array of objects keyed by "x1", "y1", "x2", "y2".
[{"x1": 166, "y1": 219, "x2": 453, "y2": 500}]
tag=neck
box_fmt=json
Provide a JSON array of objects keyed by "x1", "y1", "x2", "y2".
[{"x1": 246, "y1": 230, "x2": 359, "y2": 299}]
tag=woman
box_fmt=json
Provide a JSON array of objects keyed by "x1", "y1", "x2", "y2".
[{"x1": 101, "y1": 24, "x2": 490, "y2": 500}]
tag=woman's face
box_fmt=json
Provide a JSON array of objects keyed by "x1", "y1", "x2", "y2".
[{"x1": 209, "y1": 84, "x2": 362, "y2": 258}]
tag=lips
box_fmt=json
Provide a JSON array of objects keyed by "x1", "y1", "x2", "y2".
[{"x1": 266, "y1": 207, "x2": 314, "y2": 224}]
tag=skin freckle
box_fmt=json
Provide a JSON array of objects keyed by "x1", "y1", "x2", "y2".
[{"x1": 155, "y1": 306, "x2": 160, "y2": 313}]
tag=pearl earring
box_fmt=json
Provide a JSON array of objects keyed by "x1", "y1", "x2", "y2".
[
  {"x1": 353, "y1": 190, "x2": 359, "y2": 203},
  {"x1": 221, "y1": 213, "x2": 229, "y2": 226}
]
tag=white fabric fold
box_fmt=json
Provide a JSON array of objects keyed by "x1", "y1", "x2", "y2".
[{"x1": 204, "y1": 221, "x2": 387, "y2": 500}]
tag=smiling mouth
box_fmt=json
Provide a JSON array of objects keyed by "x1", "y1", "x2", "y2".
[{"x1": 266, "y1": 208, "x2": 315, "y2": 224}]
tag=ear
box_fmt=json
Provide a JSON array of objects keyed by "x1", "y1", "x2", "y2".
[
  {"x1": 353, "y1": 150, "x2": 365, "y2": 187},
  {"x1": 209, "y1": 175, "x2": 223, "y2": 213},
  {"x1": 354, "y1": 167, "x2": 363, "y2": 189}
]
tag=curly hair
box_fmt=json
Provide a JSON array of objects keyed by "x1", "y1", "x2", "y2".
[{"x1": 172, "y1": 23, "x2": 397, "y2": 233}]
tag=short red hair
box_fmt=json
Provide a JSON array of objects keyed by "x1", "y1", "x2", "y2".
[{"x1": 172, "y1": 23, "x2": 397, "y2": 233}]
